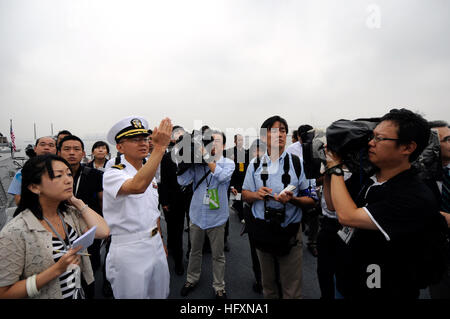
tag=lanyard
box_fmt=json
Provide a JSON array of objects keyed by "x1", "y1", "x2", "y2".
[
  {"x1": 203, "y1": 166, "x2": 213, "y2": 189},
  {"x1": 44, "y1": 212, "x2": 72, "y2": 251},
  {"x1": 74, "y1": 174, "x2": 81, "y2": 197}
]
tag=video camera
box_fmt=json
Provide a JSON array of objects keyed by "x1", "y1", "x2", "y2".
[
  {"x1": 173, "y1": 129, "x2": 214, "y2": 175},
  {"x1": 302, "y1": 119, "x2": 380, "y2": 179},
  {"x1": 412, "y1": 129, "x2": 443, "y2": 181}
]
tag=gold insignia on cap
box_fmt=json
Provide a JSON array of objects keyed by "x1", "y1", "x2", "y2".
[{"x1": 131, "y1": 119, "x2": 143, "y2": 129}]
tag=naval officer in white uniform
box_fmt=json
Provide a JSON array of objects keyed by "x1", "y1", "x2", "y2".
[{"x1": 103, "y1": 116, "x2": 172, "y2": 299}]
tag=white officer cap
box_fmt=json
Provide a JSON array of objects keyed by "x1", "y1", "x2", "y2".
[{"x1": 107, "y1": 116, "x2": 150, "y2": 145}]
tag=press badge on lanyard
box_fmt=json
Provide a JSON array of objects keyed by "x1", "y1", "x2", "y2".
[
  {"x1": 207, "y1": 188, "x2": 220, "y2": 210},
  {"x1": 202, "y1": 169, "x2": 220, "y2": 210}
]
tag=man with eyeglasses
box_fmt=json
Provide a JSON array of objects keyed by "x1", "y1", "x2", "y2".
[
  {"x1": 8, "y1": 136, "x2": 57, "y2": 205},
  {"x1": 427, "y1": 121, "x2": 450, "y2": 299},
  {"x1": 178, "y1": 129, "x2": 235, "y2": 299},
  {"x1": 242, "y1": 116, "x2": 317, "y2": 299},
  {"x1": 325, "y1": 109, "x2": 448, "y2": 299},
  {"x1": 103, "y1": 116, "x2": 172, "y2": 299}
]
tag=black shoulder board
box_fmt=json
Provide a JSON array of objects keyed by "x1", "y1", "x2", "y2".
[{"x1": 112, "y1": 164, "x2": 126, "y2": 170}]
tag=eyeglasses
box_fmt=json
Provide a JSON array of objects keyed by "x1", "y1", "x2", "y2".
[
  {"x1": 38, "y1": 142, "x2": 56, "y2": 148},
  {"x1": 370, "y1": 135, "x2": 401, "y2": 143},
  {"x1": 122, "y1": 137, "x2": 149, "y2": 144},
  {"x1": 441, "y1": 136, "x2": 450, "y2": 143}
]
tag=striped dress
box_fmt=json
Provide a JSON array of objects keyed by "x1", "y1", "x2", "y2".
[{"x1": 51, "y1": 224, "x2": 84, "y2": 299}]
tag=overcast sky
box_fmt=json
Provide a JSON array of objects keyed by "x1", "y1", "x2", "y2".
[{"x1": 1, "y1": 0, "x2": 449, "y2": 148}]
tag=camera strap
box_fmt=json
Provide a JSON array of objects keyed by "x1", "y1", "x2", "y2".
[
  {"x1": 255, "y1": 153, "x2": 300, "y2": 211},
  {"x1": 194, "y1": 169, "x2": 212, "y2": 192},
  {"x1": 281, "y1": 154, "x2": 291, "y2": 189},
  {"x1": 259, "y1": 158, "x2": 270, "y2": 212}
]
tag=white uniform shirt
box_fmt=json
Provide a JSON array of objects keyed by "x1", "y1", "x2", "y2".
[
  {"x1": 285, "y1": 141, "x2": 303, "y2": 159},
  {"x1": 103, "y1": 157, "x2": 160, "y2": 236}
]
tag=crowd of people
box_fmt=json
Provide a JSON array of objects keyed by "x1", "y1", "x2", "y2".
[{"x1": 0, "y1": 108, "x2": 449, "y2": 299}]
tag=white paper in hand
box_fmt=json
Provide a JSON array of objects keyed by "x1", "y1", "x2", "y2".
[
  {"x1": 72, "y1": 226, "x2": 97, "y2": 252},
  {"x1": 279, "y1": 184, "x2": 296, "y2": 195}
]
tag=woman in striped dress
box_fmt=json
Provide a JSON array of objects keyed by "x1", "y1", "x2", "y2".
[{"x1": 0, "y1": 155, "x2": 110, "y2": 299}]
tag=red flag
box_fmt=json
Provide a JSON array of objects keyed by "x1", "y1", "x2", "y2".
[{"x1": 10, "y1": 119, "x2": 16, "y2": 152}]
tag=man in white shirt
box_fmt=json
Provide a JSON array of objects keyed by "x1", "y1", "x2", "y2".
[{"x1": 102, "y1": 116, "x2": 172, "y2": 299}]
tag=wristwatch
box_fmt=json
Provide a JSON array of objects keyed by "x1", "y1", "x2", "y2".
[{"x1": 327, "y1": 165, "x2": 344, "y2": 176}]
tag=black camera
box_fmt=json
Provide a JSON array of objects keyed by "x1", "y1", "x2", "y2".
[
  {"x1": 325, "y1": 118, "x2": 379, "y2": 176},
  {"x1": 264, "y1": 207, "x2": 286, "y2": 225},
  {"x1": 173, "y1": 129, "x2": 214, "y2": 175},
  {"x1": 302, "y1": 119, "x2": 381, "y2": 178}
]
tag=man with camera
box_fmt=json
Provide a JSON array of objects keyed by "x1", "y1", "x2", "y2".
[
  {"x1": 427, "y1": 121, "x2": 450, "y2": 298},
  {"x1": 177, "y1": 129, "x2": 235, "y2": 299},
  {"x1": 286, "y1": 124, "x2": 320, "y2": 257},
  {"x1": 159, "y1": 126, "x2": 192, "y2": 276},
  {"x1": 325, "y1": 109, "x2": 448, "y2": 298},
  {"x1": 242, "y1": 115, "x2": 317, "y2": 299}
]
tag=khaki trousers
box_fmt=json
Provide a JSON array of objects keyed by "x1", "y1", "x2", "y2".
[
  {"x1": 186, "y1": 222, "x2": 226, "y2": 292},
  {"x1": 256, "y1": 224, "x2": 303, "y2": 299}
]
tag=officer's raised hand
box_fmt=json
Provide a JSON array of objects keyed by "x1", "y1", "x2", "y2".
[{"x1": 151, "y1": 118, "x2": 173, "y2": 150}]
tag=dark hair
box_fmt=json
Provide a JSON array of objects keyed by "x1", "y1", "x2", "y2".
[
  {"x1": 428, "y1": 120, "x2": 449, "y2": 129},
  {"x1": 260, "y1": 115, "x2": 289, "y2": 137},
  {"x1": 292, "y1": 130, "x2": 298, "y2": 141},
  {"x1": 57, "y1": 130, "x2": 72, "y2": 138},
  {"x1": 234, "y1": 134, "x2": 243, "y2": 142},
  {"x1": 14, "y1": 155, "x2": 71, "y2": 219},
  {"x1": 201, "y1": 125, "x2": 210, "y2": 134},
  {"x1": 25, "y1": 144, "x2": 36, "y2": 158},
  {"x1": 58, "y1": 135, "x2": 85, "y2": 151},
  {"x1": 379, "y1": 108, "x2": 430, "y2": 162},
  {"x1": 297, "y1": 124, "x2": 313, "y2": 141},
  {"x1": 211, "y1": 130, "x2": 226, "y2": 145},
  {"x1": 92, "y1": 141, "x2": 110, "y2": 153}
]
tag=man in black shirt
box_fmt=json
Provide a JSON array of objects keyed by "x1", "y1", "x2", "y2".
[
  {"x1": 427, "y1": 121, "x2": 450, "y2": 298},
  {"x1": 227, "y1": 134, "x2": 250, "y2": 223},
  {"x1": 159, "y1": 126, "x2": 192, "y2": 276},
  {"x1": 326, "y1": 108, "x2": 448, "y2": 298}
]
